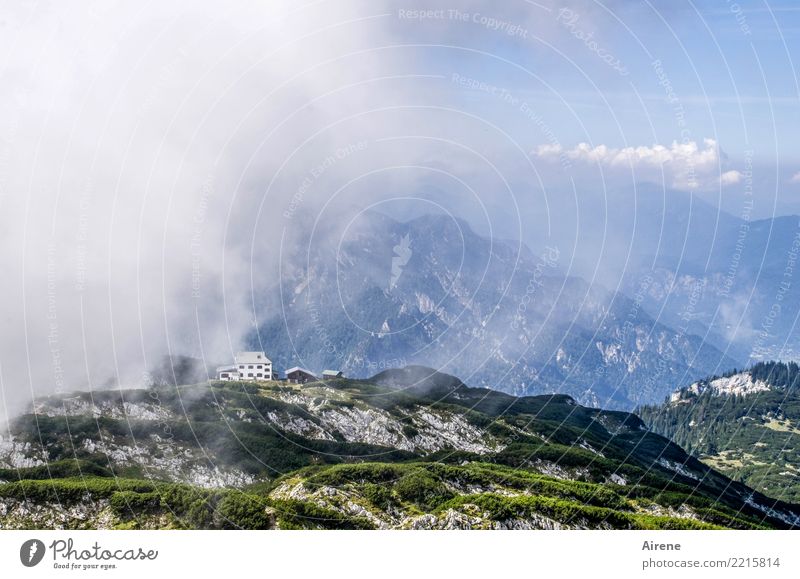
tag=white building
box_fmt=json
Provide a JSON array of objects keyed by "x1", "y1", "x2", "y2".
[
  {"x1": 216, "y1": 351, "x2": 274, "y2": 381},
  {"x1": 216, "y1": 365, "x2": 238, "y2": 381}
]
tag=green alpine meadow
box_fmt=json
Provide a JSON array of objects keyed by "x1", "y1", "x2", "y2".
[
  {"x1": 639, "y1": 361, "x2": 800, "y2": 505},
  {"x1": 2, "y1": 366, "x2": 798, "y2": 530}
]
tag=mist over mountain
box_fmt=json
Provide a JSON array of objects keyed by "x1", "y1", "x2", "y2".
[
  {"x1": 250, "y1": 211, "x2": 736, "y2": 409},
  {"x1": 3, "y1": 0, "x2": 799, "y2": 429},
  {"x1": 617, "y1": 194, "x2": 800, "y2": 364},
  {"x1": 495, "y1": 182, "x2": 800, "y2": 364}
]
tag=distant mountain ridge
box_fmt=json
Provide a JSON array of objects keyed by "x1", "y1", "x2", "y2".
[
  {"x1": 615, "y1": 190, "x2": 800, "y2": 363},
  {"x1": 252, "y1": 212, "x2": 737, "y2": 409},
  {"x1": 472, "y1": 184, "x2": 800, "y2": 363}
]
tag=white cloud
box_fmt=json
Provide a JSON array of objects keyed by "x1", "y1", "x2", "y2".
[
  {"x1": 790, "y1": 172, "x2": 800, "y2": 184},
  {"x1": 0, "y1": 0, "x2": 752, "y2": 419},
  {"x1": 720, "y1": 170, "x2": 743, "y2": 186},
  {"x1": 0, "y1": 0, "x2": 421, "y2": 416},
  {"x1": 533, "y1": 138, "x2": 738, "y2": 190},
  {"x1": 3, "y1": 0, "x2": 591, "y2": 416}
]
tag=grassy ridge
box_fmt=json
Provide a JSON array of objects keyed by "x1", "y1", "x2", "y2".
[
  {"x1": 4, "y1": 369, "x2": 799, "y2": 529},
  {"x1": 639, "y1": 361, "x2": 800, "y2": 503},
  {"x1": 0, "y1": 466, "x2": 735, "y2": 530}
]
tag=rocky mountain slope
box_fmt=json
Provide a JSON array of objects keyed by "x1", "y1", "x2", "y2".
[
  {"x1": 518, "y1": 185, "x2": 800, "y2": 363},
  {"x1": 638, "y1": 361, "x2": 800, "y2": 503},
  {"x1": 2, "y1": 367, "x2": 797, "y2": 529},
  {"x1": 616, "y1": 192, "x2": 800, "y2": 362},
  {"x1": 252, "y1": 212, "x2": 736, "y2": 410}
]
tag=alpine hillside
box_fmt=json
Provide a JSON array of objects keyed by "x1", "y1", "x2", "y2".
[
  {"x1": 1, "y1": 367, "x2": 797, "y2": 530},
  {"x1": 639, "y1": 361, "x2": 800, "y2": 503}
]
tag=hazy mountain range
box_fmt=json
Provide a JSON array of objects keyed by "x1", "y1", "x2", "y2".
[
  {"x1": 245, "y1": 185, "x2": 800, "y2": 410},
  {"x1": 250, "y1": 210, "x2": 738, "y2": 409}
]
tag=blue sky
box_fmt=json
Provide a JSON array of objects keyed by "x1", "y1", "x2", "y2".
[
  {"x1": 385, "y1": 0, "x2": 800, "y2": 216},
  {"x1": 1, "y1": 0, "x2": 799, "y2": 412},
  {"x1": 436, "y1": 1, "x2": 799, "y2": 159}
]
